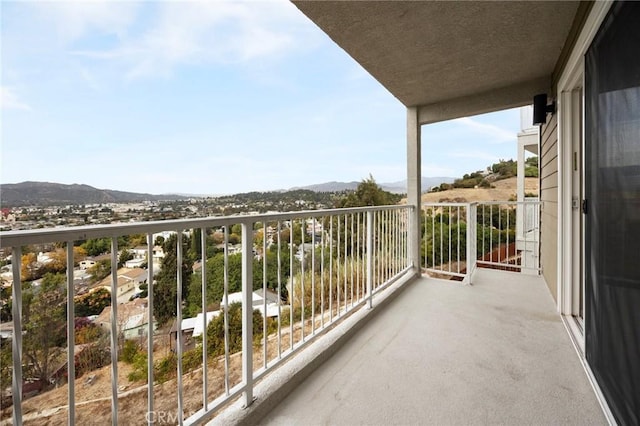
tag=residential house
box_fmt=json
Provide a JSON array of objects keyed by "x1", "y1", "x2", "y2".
[
  {"x1": 169, "y1": 310, "x2": 219, "y2": 352},
  {"x1": 98, "y1": 267, "x2": 147, "y2": 297},
  {"x1": 78, "y1": 259, "x2": 96, "y2": 270},
  {"x1": 221, "y1": 290, "x2": 281, "y2": 318},
  {"x1": 96, "y1": 298, "x2": 154, "y2": 340}
]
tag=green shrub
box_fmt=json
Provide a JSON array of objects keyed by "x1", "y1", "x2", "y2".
[{"x1": 205, "y1": 302, "x2": 263, "y2": 358}]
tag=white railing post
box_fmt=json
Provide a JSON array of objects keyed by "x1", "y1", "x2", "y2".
[
  {"x1": 176, "y1": 232, "x2": 184, "y2": 425},
  {"x1": 464, "y1": 203, "x2": 477, "y2": 285},
  {"x1": 200, "y1": 227, "x2": 208, "y2": 410},
  {"x1": 109, "y1": 239, "x2": 119, "y2": 425},
  {"x1": 241, "y1": 221, "x2": 254, "y2": 407},
  {"x1": 11, "y1": 246, "x2": 23, "y2": 425},
  {"x1": 145, "y1": 234, "x2": 154, "y2": 426},
  {"x1": 366, "y1": 210, "x2": 373, "y2": 309}
]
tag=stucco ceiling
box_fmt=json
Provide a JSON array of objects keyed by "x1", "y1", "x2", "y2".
[{"x1": 293, "y1": 1, "x2": 582, "y2": 123}]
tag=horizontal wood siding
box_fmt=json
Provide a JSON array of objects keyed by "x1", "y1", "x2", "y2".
[{"x1": 540, "y1": 113, "x2": 558, "y2": 300}]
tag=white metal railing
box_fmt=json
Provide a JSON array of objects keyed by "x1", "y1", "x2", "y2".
[
  {"x1": 0, "y1": 205, "x2": 412, "y2": 425},
  {"x1": 422, "y1": 200, "x2": 540, "y2": 282}
]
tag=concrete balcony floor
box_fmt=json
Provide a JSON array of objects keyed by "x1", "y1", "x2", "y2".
[{"x1": 260, "y1": 269, "x2": 605, "y2": 425}]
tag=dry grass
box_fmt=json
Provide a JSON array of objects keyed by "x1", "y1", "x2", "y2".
[
  {"x1": 2, "y1": 307, "x2": 351, "y2": 425},
  {"x1": 418, "y1": 177, "x2": 539, "y2": 204}
]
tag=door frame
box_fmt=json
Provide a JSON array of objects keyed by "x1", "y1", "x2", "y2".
[{"x1": 556, "y1": 1, "x2": 615, "y2": 423}]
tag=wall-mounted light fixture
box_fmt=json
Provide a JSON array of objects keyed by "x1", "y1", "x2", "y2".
[{"x1": 533, "y1": 93, "x2": 556, "y2": 126}]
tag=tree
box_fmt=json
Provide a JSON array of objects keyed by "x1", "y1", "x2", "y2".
[
  {"x1": 205, "y1": 302, "x2": 263, "y2": 358},
  {"x1": 525, "y1": 156, "x2": 539, "y2": 177},
  {"x1": 118, "y1": 249, "x2": 134, "y2": 267},
  {"x1": 87, "y1": 259, "x2": 111, "y2": 284},
  {"x1": 42, "y1": 246, "x2": 87, "y2": 274},
  {"x1": 23, "y1": 273, "x2": 67, "y2": 387},
  {"x1": 75, "y1": 288, "x2": 112, "y2": 317},
  {"x1": 336, "y1": 175, "x2": 401, "y2": 208},
  {"x1": 185, "y1": 246, "x2": 291, "y2": 316},
  {"x1": 81, "y1": 238, "x2": 110, "y2": 257},
  {"x1": 0, "y1": 337, "x2": 11, "y2": 402},
  {"x1": 153, "y1": 234, "x2": 194, "y2": 326},
  {"x1": 21, "y1": 252, "x2": 39, "y2": 282},
  {"x1": 0, "y1": 284, "x2": 11, "y2": 321}
]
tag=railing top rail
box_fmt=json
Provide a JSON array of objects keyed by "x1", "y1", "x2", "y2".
[{"x1": 0, "y1": 204, "x2": 412, "y2": 248}]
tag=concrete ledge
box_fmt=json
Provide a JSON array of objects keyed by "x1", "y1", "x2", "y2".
[{"x1": 208, "y1": 271, "x2": 420, "y2": 426}]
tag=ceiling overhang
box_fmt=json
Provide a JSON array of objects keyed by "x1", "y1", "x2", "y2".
[{"x1": 293, "y1": 1, "x2": 583, "y2": 124}]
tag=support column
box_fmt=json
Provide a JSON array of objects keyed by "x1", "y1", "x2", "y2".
[
  {"x1": 407, "y1": 107, "x2": 422, "y2": 275},
  {"x1": 517, "y1": 136, "x2": 526, "y2": 241}
]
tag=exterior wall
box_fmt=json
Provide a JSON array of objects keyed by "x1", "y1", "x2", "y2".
[{"x1": 539, "y1": 113, "x2": 558, "y2": 300}]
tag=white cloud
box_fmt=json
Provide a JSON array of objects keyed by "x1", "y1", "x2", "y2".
[
  {"x1": 454, "y1": 117, "x2": 515, "y2": 144},
  {"x1": 33, "y1": 1, "x2": 139, "y2": 44},
  {"x1": 0, "y1": 87, "x2": 31, "y2": 110},
  {"x1": 68, "y1": 1, "x2": 320, "y2": 80}
]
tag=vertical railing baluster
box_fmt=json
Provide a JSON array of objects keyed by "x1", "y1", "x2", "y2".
[
  {"x1": 223, "y1": 227, "x2": 230, "y2": 394},
  {"x1": 423, "y1": 208, "x2": 427, "y2": 269},
  {"x1": 263, "y1": 222, "x2": 267, "y2": 367},
  {"x1": 343, "y1": 215, "x2": 347, "y2": 310},
  {"x1": 329, "y1": 217, "x2": 333, "y2": 323},
  {"x1": 384, "y1": 210, "x2": 388, "y2": 283},
  {"x1": 432, "y1": 209, "x2": 435, "y2": 270},
  {"x1": 176, "y1": 232, "x2": 184, "y2": 425},
  {"x1": 356, "y1": 213, "x2": 360, "y2": 302},
  {"x1": 11, "y1": 247, "x2": 23, "y2": 425},
  {"x1": 337, "y1": 216, "x2": 341, "y2": 317},
  {"x1": 109, "y1": 238, "x2": 121, "y2": 424},
  {"x1": 490, "y1": 204, "x2": 493, "y2": 263},
  {"x1": 457, "y1": 207, "x2": 461, "y2": 274},
  {"x1": 200, "y1": 227, "x2": 208, "y2": 410},
  {"x1": 440, "y1": 210, "x2": 443, "y2": 273},
  {"x1": 481, "y1": 204, "x2": 486, "y2": 262},
  {"x1": 144, "y1": 235, "x2": 153, "y2": 425},
  {"x1": 507, "y1": 206, "x2": 511, "y2": 266},
  {"x1": 66, "y1": 241, "x2": 76, "y2": 425},
  {"x1": 350, "y1": 214, "x2": 354, "y2": 308},
  {"x1": 320, "y1": 218, "x2": 325, "y2": 328},
  {"x1": 366, "y1": 210, "x2": 373, "y2": 309},
  {"x1": 392, "y1": 210, "x2": 397, "y2": 276},
  {"x1": 241, "y1": 221, "x2": 254, "y2": 407},
  {"x1": 300, "y1": 220, "x2": 305, "y2": 342},
  {"x1": 448, "y1": 206, "x2": 452, "y2": 273},
  {"x1": 276, "y1": 221, "x2": 282, "y2": 358},
  {"x1": 311, "y1": 218, "x2": 316, "y2": 334},
  {"x1": 498, "y1": 205, "x2": 502, "y2": 264},
  {"x1": 289, "y1": 221, "x2": 294, "y2": 348}
]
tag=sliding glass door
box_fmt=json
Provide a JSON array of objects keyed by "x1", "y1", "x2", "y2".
[{"x1": 585, "y1": 2, "x2": 640, "y2": 424}]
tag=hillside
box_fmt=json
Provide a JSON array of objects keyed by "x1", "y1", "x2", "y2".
[
  {"x1": 291, "y1": 177, "x2": 455, "y2": 194},
  {"x1": 0, "y1": 181, "x2": 188, "y2": 207},
  {"x1": 420, "y1": 177, "x2": 538, "y2": 204}
]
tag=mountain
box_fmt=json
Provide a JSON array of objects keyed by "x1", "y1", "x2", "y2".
[
  {"x1": 0, "y1": 181, "x2": 189, "y2": 207},
  {"x1": 290, "y1": 181, "x2": 361, "y2": 192},
  {"x1": 292, "y1": 177, "x2": 455, "y2": 194}
]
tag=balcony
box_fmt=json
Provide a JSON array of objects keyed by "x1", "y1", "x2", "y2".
[
  {"x1": 255, "y1": 269, "x2": 605, "y2": 425},
  {"x1": 0, "y1": 202, "x2": 604, "y2": 425}
]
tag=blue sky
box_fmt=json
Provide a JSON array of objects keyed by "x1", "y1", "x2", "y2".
[{"x1": 1, "y1": 1, "x2": 523, "y2": 195}]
